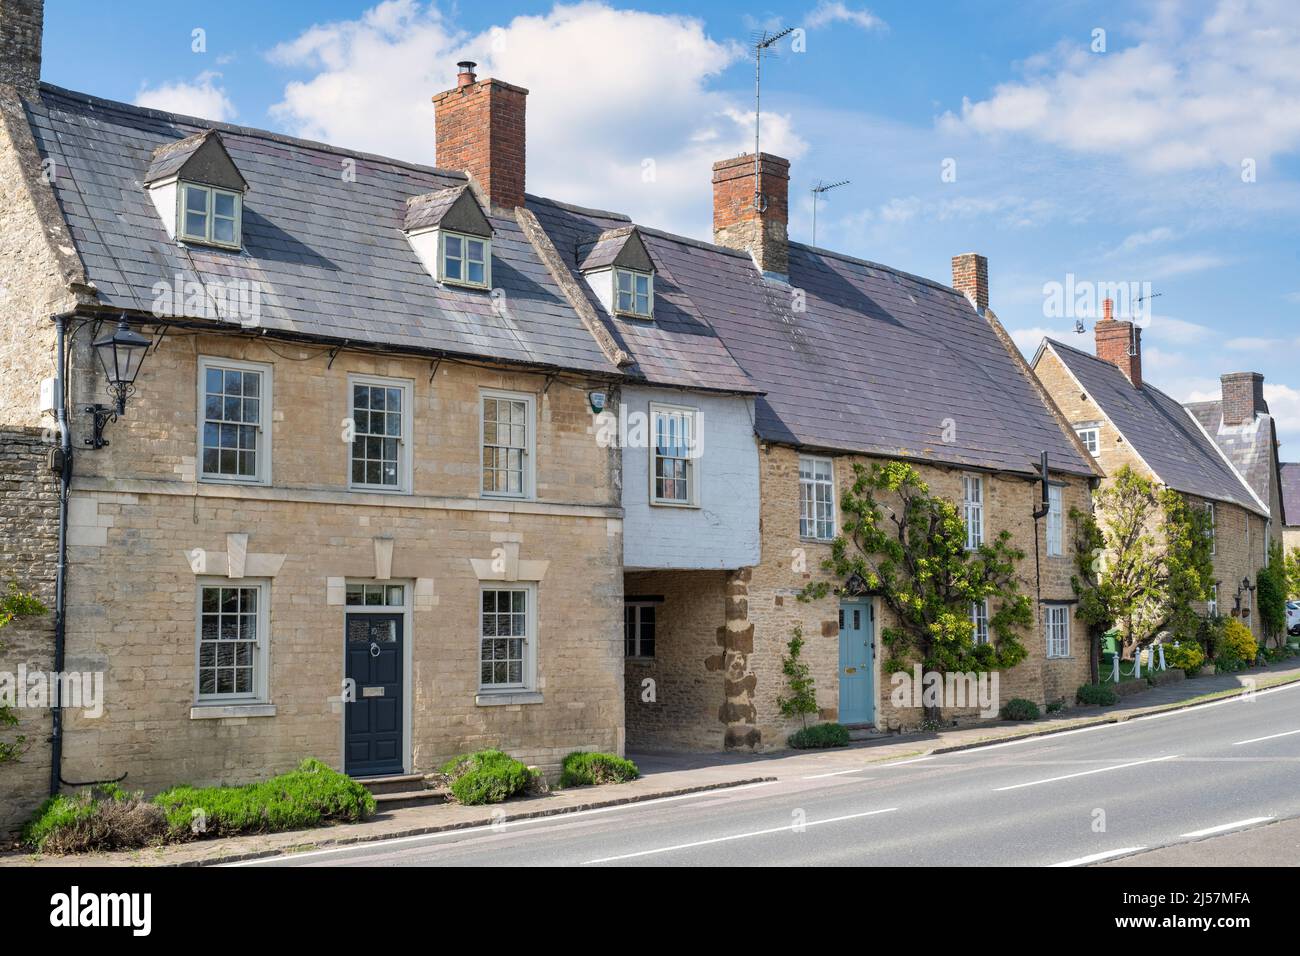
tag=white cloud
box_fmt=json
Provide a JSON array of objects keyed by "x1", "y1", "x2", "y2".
[
  {"x1": 1263, "y1": 383, "x2": 1300, "y2": 444},
  {"x1": 1008, "y1": 326, "x2": 1059, "y2": 356},
  {"x1": 806, "y1": 2, "x2": 887, "y2": 32},
  {"x1": 134, "y1": 71, "x2": 236, "y2": 121},
  {"x1": 942, "y1": 0, "x2": 1300, "y2": 174},
  {"x1": 1146, "y1": 315, "x2": 1211, "y2": 345},
  {"x1": 1111, "y1": 226, "x2": 1175, "y2": 255},
  {"x1": 268, "y1": 0, "x2": 804, "y2": 238}
]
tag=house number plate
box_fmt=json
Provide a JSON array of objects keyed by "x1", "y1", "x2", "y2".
[{"x1": 362, "y1": 686, "x2": 385, "y2": 698}]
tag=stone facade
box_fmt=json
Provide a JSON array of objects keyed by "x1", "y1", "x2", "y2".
[
  {"x1": 43, "y1": 330, "x2": 625, "y2": 799},
  {"x1": 0, "y1": 427, "x2": 59, "y2": 834},
  {"x1": 1034, "y1": 344, "x2": 1269, "y2": 641}
]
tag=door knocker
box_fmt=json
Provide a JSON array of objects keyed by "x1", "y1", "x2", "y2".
[{"x1": 369, "y1": 641, "x2": 381, "y2": 658}]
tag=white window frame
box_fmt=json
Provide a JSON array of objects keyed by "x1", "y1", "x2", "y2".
[
  {"x1": 479, "y1": 583, "x2": 538, "y2": 692},
  {"x1": 1206, "y1": 502, "x2": 1216, "y2": 555},
  {"x1": 197, "y1": 356, "x2": 272, "y2": 485},
  {"x1": 1208, "y1": 583, "x2": 1218, "y2": 617},
  {"x1": 963, "y1": 475, "x2": 984, "y2": 550},
  {"x1": 613, "y1": 267, "x2": 654, "y2": 318},
  {"x1": 624, "y1": 601, "x2": 658, "y2": 659},
  {"x1": 649, "y1": 402, "x2": 701, "y2": 507},
  {"x1": 178, "y1": 181, "x2": 242, "y2": 249},
  {"x1": 1075, "y1": 426, "x2": 1099, "y2": 457},
  {"x1": 347, "y1": 373, "x2": 413, "y2": 494},
  {"x1": 970, "y1": 599, "x2": 990, "y2": 645},
  {"x1": 194, "y1": 578, "x2": 270, "y2": 704},
  {"x1": 1047, "y1": 483, "x2": 1064, "y2": 556},
  {"x1": 439, "y1": 230, "x2": 491, "y2": 289},
  {"x1": 799, "y1": 455, "x2": 836, "y2": 541},
  {"x1": 480, "y1": 389, "x2": 536, "y2": 499},
  {"x1": 1045, "y1": 604, "x2": 1070, "y2": 659}
]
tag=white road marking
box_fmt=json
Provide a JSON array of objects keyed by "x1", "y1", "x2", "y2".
[
  {"x1": 944, "y1": 722, "x2": 1118, "y2": 756},
  {"x1": 581, "y1": 806, "x2": 899, "y2": 864},
  {"x1": 1180, "y1": 816, "x2": 1274, "y2": 838},
  {"x1": 1232, "y1": 728, "x2": 1300, "y2": 746},
  {"x1": 224, "y1": 780, "x2": 779, "y2": 866},
  {"x1": 1130, "y1": 679, "x2": 1300, "y2": 723},
  {"x1": 801, "y1": 755, "x2": 934, "y2": 779},
  {"x1": 993, "y1": 754, "x2": 1180, "y2": 791},
  {"x1": 1050, "y1": 847, "x2": 1147, "y2": 867}
]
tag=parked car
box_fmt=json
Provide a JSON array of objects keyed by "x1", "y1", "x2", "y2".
[{"x1": 1287, "y1": 601, "x2": 1300, "y2": 636}]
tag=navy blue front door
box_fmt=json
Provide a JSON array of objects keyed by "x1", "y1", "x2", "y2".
[{"x1": 345, "y1": 613, "x2": 403, "y2": 776}]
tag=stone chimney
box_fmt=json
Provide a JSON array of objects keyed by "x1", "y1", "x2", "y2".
[
  {"x1": 951, "y1": 253, "x2": 988, "y2": 312},
  {"x1": 712, "y1": 152, "x2": 790, "y2": 277},
  {"x1": 432, "y1": 61, "x2": 528, "y2": 210},
  {"x1": 0, "y1": 0, "x2": 43, "y2": 91},
  {"x1": 1094, "y1": 297, "x2": 1143, "y2": 388},
  {"x1": 1221, "y1": 371, "x2": 1267, "y2": 425}
]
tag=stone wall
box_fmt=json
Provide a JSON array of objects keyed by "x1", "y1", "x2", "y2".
[
  {"x1": 0, "y1": 427, "x2": 59, "y2": 833},
  {"x1": 741, "y1": 446, "x2": 1092, "y2": 748},
  {"x1": 45, "y1": 331, "x2": 626, "y2": 795}
]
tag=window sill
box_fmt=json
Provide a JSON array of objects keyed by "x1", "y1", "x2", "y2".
[
  {"x1": 348, "y1": 484, "x2": 412, "y2": 496},
  {"x1": 200, "y1": 475, "x2": 270, "y2": 487},
  {"x1": 799, "y1": 535, "x2": 835, "y2": 545},
  {"x1": 190, "y1": 703, "x2": 275, "y2": 720},
  {"x1": 650, "y1": 499, "x2": 699, "y2": 509},
  {"x1": 625, "y1": 656, "x2": 656, "y2": 663},
  {"x1": 475, "y1": 691, "x2": 543, "y2": 707}
]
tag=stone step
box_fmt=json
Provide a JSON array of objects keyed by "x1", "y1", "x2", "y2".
[
  {"x1": 356, "y1": 772, "x2": 428, "y2": 796},
  {"x1": 372, "y1": 788, "x2": 449, "y2": 811}
]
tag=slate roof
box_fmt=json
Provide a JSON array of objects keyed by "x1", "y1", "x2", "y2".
[
  {"x1": 1043, "y1": 339, "x2": 1267, "y2": 514},
  {"x1": 23, "y1": 84, "x2": 618, "y2": 376},
  {"x1": 575, "y1": 227, "x2": 634, "y2": 271},
  {"x1": 529, "y1": 197, "x2": 760, "y2": 395},
  {"x1": 534, "y1": 195, "x2": 1094, "y2": 477},
  {"x1": 143, "y1": 130, "x2": 209, "y2": 183},
  {"x1": 402, "y1": 186, "x2": 468, "y2": 233},
  {"x1": 1185, "y1": 400, "x2": 1282, "y2": 522},
  {"x1": 1280, "y1": 463, "x2": 1300, "y2": 528}
]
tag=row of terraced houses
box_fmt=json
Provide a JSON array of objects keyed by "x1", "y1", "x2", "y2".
[{"x1": 0, "y1": 1, "x2": 1287, "y2": 829}]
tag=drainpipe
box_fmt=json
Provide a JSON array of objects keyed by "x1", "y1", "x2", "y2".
[{"x1": 50, "y1": 311, "x2": 75, "y2": 796}]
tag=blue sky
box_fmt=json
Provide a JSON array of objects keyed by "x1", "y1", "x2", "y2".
[{"x1": 41, "y1": 0, "x2": 1300, "y2": 445}]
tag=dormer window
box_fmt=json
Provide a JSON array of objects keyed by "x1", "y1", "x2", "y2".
[
  {"x1": 180, "y1": 183, "x2": 242, "y2": 248},
  {"x1": 144, "y1": 130, "x2": 249, "y2": 251},
  {"x1": 615, "y1": 268, "x2": 653, "y2": 318},
  {"x1": 441, "y1": 231, "x2": 490, "y2": 288}
]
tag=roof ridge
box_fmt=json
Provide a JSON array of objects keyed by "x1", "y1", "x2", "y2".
[
  {"x1": 38, "y1": 82, "x2": 468, "y2": 181},
  {"x1": 787, "y1": 240, "x2": 964, "y2": 298}
]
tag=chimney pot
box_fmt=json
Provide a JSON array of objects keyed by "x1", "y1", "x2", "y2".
[
  {"x1": 711, "y1": 152, "x2": 790, "y2": 277},
  {"x1": 1102, "y1": 297, "x2": 1114, "y2": 322},
  {"x1": 456, "y1": 60, "x2": 477, "y2": 87},
  {"x1": 951, "y1": 253, "x2": 989, "y2": 312}
]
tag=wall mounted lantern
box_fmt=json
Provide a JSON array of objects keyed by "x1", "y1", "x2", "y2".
[{"x1": 84, "y1": 319, "x2": 151, "y2": 448}]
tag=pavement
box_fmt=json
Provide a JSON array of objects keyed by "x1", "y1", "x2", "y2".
[{"x1": 5, "y1": 660, "x2": 1299, "y2": 867}]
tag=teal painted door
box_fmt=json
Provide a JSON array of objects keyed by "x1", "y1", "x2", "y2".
[{"x1": 838, "y1": 599, "x2": 874, "y2": 725}]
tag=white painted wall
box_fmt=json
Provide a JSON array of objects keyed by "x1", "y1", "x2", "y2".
[{"x1": 620, "y1": 385, "x2": 761, "y2": 570}]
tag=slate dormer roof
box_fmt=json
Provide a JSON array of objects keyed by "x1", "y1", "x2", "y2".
[
  {"x1": 1280, "y1": 463, "x2": 1300, "y2": 528},
  {"x1": 403, "y1": 184, "x2": 491, "y2": 236},
  {"x1": 1040, "y1": 339, "x2": 1268, "y2": 514},
  {"x1": 576, "y1": 226, "x2": 653, "y2": 273},
  {"x1": 144, "y1": 129, "x2": 248, "y2": 191},
  {"x1": 23, "y1": 84, "x2": 620, "y2": 376}
]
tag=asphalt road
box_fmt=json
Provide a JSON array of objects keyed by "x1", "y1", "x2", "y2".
[{"x1": 236, "y1": 683, "x2": 1300, "y2": 867}]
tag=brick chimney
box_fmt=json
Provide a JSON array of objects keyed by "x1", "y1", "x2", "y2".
[
  {"x1": 1221, "y1": 372, "x2": 1267, "y2": 425},
  {"x1": 0, "y1": 0, "x2": 43, "y2": 91},
  {"x1": 432, "y1": 61, "x2": 528, "y2": 210},
  {"x1": 712, "y1": 152, "x2": 790, "y2": 277},
  {"x1": 951, "y1": 253, "x2": 988, "y2": 312},
  {"x1": 1094, "y1": 297, "x2": 1143, "y2": 388}
]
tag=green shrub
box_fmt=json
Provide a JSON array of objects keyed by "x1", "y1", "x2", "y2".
[
  {"x1": 787, "y1": 722, "x2": 850, "y2": 749},
  {"x1": 1046, "y1": 699, "x2": 1064, "y2": 713},
  {"x1": 1076, "y1": 683, "x2": 1118, "y2": 707},
  {"x1": 155, "y1": 758, "x2": 375, "y2": 839},
  {"x1": 559, "y1": 751, "x2": 640, "y2": 788},
  {"x1": 999, "y1": 698, "x2": 1040, "y2": 721},
  {"x1": 22, "y1": 785, "x2": 167, "y2": 854},
  {"x1": 439, "y1": 749, "x2": 532, "y2": 805},
  {"x1": 1216, "y1": 619, "x2": 1258, "y2": 672},
  {"x1": 1162, "y1": 640, "x2": 1205, "y2": 676}
]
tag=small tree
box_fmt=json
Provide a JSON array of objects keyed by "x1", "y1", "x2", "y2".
[
  {"x1": 776, "y1": 627, "x2": 818, "y2": 729},
  {"x1": 800, "y1": 461, "x2": 1031, "y2": 722},
  {"x1": 1285, "y1": 546, "x2": 1300, "y2": 601},
  {"x1": 1256, "y1": 540, "x2": 1287, "y2": 648},
  {"x1": 1, "y1": 581, "x2": 49, "y2": 767}
]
